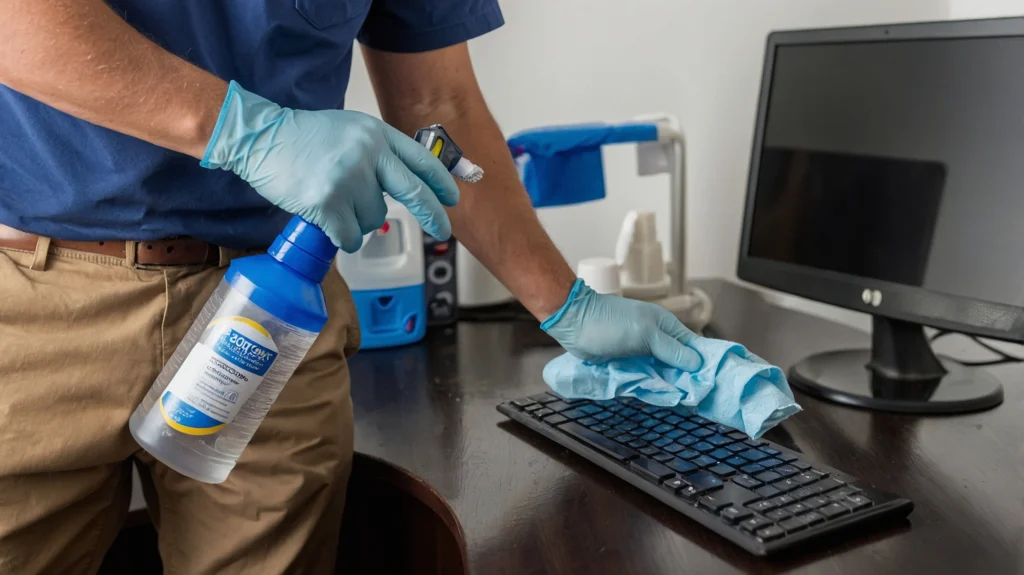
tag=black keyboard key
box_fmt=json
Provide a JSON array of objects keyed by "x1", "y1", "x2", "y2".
[
  {"x1": 545, "y1": 401, "x2": 572, "y2": 413},
  {"x1": 602, "y1": 428, "x2": 624, "y2": 439},
  {"x1": 805, "y1": 495, "x2": 832, "y2": 509},
  {"x1": 662, "y1": 477, "x2": 686, "y2": 492},
  {"x1": 640, "y1": 432, "x2": 661, "y2": 442},
  {"x1": 559, "y1": 422, "x2": 639, "y2": 462},
  {"x1": 692, "y1": 441, "x2": 716, "y2": 453},
  {"x1": 618, "y1": 407, "x2": 639, "y2": 418},
  {"x1": 832, "y1": 486, "x2": 862, "y2": 498},
  {"x1": 664, "y1": 415, "x2": 684, "y2": 425},
  {"x1": 593, "y1": 411, "x2": 614, "y2": 422},
  {"x1": 791, "y1": 473, "x2": 818, "y2": 487},
  {"x1": 529, "y1": 393, "x2": 558, "y2": 404},
  {"x1": 726, "y1": 443, "x2": 748, "y2": 453},
  {"x1": 765, "y1": 509, "x2": 791, "y2": 522},
  {"x1": 652, "y1": 410, "x2": 673, "y2": 420},
  {"x1": 791, "y1": 460, "x2": 813, "y2": 471},
  {"x1": 692, "y1": 455, "x2": 718, "y2": 468},
  {"x1": 652, "y1": 424, "x2": 674, "y2": 434},
  {"x1": 708, "y1": 448, "x2": 733, "y2": 461},
  {"x1": 820, "y1": 503, "x2": 850, "y2": 519},
  {"x1": 677, "y1": 449, "x2": 701, "y2": 461},
  {"x1": 844, "y1": 494, "x2": 872, "y2": 511},
  {"x1": 511, "y1": 398, "x2": 535, "y2": 409},
  {"x1": 578, "y1": 404, "x2": 603, "y2": 415},
  {"x1": 779, "y1": 516, "x2": 808, "y2": 534},
  {"x1": 677, "y1": 421, "x2": 700, "y2": 431},
  {"x1": 629, "y1": 413, "x2": 648, "y2": 423},
  {"x1": 665, "y1": 429, "x2": 687, "y2": 440},
  {"x1": 533, "y1": 408, "x2": 554, "y2": 419},
  {"x1": 777, "y1": 478, "x2": 802, "y2": 492},
  {"x1": 578, "y1": 417, "x2": 598, "y2": 427},
  {"x1": 640, "y1": 418, "x2": 661, "y2": 429},
  {"x1": 754, "y1": 471, "x2": 782, "y2": 484},
  {"x1": 591, "y1": 424, "x2": 610, "y2": 433},
  {"x1": 652, "y1": 452, "x2": 675, "y2": 463},
  {"x1": 594, "y1": 399, "x2": 619, "y2": 408},
  {"x1": 784, "y1": 502, "x2": 811, "y2": 515},
  {"x1": 742, "y1": 439, "x2": 762, "y2": 448},
  {"x1": 721, "y1": 506, "x2": 753, "y2": 524},
  {"x1": 699, "y1": 493, "x2": 733, "y2": 512},
  {"x1": 544, "y1": 414, "x2": 568, "y2": 426},
  {"x1": 709, "y1": 464, "x2": 737, "y2": 478},
  {"x1": 692, "y1": 428, "x2": 714, "y2": 438},
  {"x1": 615, "y1": 421, "x2": 639, "y2": 432},
  {"x1": 707, "y1": 434, "x2": 733, "y2": 447},
  {"x1": 604, "y1": 416, "x2": 625, "y2": 427},
  {"x1": 727, "y1": 431, "x2": 747, "y2": 441},
  {"x1": 740, "y1": 449, "x2": 768, "y2": 462},
  {"x1": 690, "y1": 415, "x2": 713, "y2": 426},
  {"x1": 778, "y1": 453, "x2": 800, "y2": 463},
  {"x1": 684, "y1": 471, "x2": 725, "y2": 493},
  {"x1": 524, "y1": 403, "x2": 543, "y2": 412},
  {"x1": 760, "y1": 447, "x2": 781, "y2": 456},
  {"x1": 628, "y1": 428, "x2": 647, "y2": 437},
  {"x1": 639, "y1": 404, "x2": 660, "y2": 415},
  {"x1": 652, "y1": 437, "x2": 673, "y2": 448},
  {"x1": 639, "y1": 446, "x2": 660, "y2": 456},
  {"x1": 758, "y1": 458, "x2": 783, "y2": 469},
  {"x1": 810, "y1": 469, "x2": 830, "y2": 479},
  {"x1": 631, "y1": 458, "x2": 676, "y2": 482},
  {"x1": 792, "y1": 486, "x2": 818, "y2": 500},
  {"x1": 814, "y1": 477, "x2": 846, "y2": 494},
  {"x1": 738, "y1": 515, "x2": 773, "y2": 533},
  {"x1": 663, "y1": 443, "x2": 685, "y2": 454},
  {"x1": 800, "y1": 511, "x2": 826, "y2": 526},
  {"x1": 627, "y1": 439, "x2": 649, "y2": 449},
  {"x1": 756, "y1": 525, "x2": 786, "y2": 542},
  {"x1": 755, "y1": 485, "x2": 782, "y2": 499},
  {"x1": 713, "y1": 424, "x2": 733, "y2": 434},
  {"x1": 741, "y1": 463, "x2": 767, "y2": 475},
  {"x1": 732, "y1": 474, "x2": 763, "y2": 490},
  {"x1": 768, "y1": 494, "x2": 797, "y2": 508},
  {"x1": 667, "y1": 458, "x2": 699, "y2": 475},
  {"x1": 748, "y1": 500, "x2": 777, "y2": 513},
  {"x1": 677, "y1": 435, "x2": 700, "y2": 447},
  {"x1": 773, "y1": 465, "x2": 800, "y2": 478},
  {"x1": 726, "y1": 456, "x2": 748, "y2": 468},
  {"x1": 561, "y1": 408, "x2": 587, "y2": 420}
]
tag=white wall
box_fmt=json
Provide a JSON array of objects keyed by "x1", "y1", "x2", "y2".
[
  {"x1": 345, "y1": 0, "x2": 951, "y2": 329},
  {"x1": 950, "y1": 0, "x2": 1024, "y2": 18}
]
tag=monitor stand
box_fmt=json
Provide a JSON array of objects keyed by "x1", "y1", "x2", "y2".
[{"x1": 788, "y1": 316, "x2": 1004, "y2": 414}]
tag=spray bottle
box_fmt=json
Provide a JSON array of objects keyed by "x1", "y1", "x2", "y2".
[{"x1": 129, "y1": 125, "x2": 482, "y2": 483}]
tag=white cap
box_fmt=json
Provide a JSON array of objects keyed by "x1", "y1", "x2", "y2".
[{"x1": 576, "y1": 257, "x2": 622, "y2": 295}]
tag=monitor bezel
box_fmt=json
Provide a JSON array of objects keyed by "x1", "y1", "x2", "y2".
[{"x1": 737, "y1": 17, "x2": 1024, "y2": 343}]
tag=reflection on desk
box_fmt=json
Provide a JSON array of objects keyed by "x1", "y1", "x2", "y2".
[{"x1": 349, "y1": 279, "x2": 1022, "y2": 575}]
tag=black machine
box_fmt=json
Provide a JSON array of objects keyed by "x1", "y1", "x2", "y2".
[
  {"x1": 496, "y1": 17, "x2": 1024, "y2": 555},
  {"x1": 739, "y1": 17, "x2": 1024, "y2": 414}
]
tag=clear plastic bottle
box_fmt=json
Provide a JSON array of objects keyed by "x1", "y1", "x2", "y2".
[{"x1": 129, "y1": 216, "x2": 335, "y2": 483}]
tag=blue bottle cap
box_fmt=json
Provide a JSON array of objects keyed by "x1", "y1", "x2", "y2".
[{"x1": 268, "y1": 216, "x2": 336, "y2": 283}]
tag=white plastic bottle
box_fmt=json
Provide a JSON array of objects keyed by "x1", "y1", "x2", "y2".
[{"x1": 129, "y1": 216, "x2": 335, "y2": 483}]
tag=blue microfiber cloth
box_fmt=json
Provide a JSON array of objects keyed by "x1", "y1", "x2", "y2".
[{"x1": 542, "y1": 337, "x2": 802, "y2": 439}]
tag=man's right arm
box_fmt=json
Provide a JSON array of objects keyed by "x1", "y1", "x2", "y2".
[{"x1": 0, "y1": 0, "x2": 226, "y2": 158}]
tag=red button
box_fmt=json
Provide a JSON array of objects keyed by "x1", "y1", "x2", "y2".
[
  {"x1": 433, "y1": 242, "x2": 449, "y2": 255},
  {"x1": 404, "y1": 316, "x2": 416, "y2": 333},
  {"x1": 378, "y1": 221, "x2": 390, "y2": 235}
]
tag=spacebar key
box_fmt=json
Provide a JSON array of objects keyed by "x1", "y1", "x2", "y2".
[{"x1": 560, "y1": 422, "x2": 639, "y2": 462}]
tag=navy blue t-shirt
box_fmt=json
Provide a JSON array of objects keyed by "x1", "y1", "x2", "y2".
[{"x1": 0, "y1": 0, "x2": 503, "y2": 249}]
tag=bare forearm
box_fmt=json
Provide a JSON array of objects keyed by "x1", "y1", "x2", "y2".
[
  {"x1": 368, "y1": 51, "x2": 575, "y2": 319},
  {"x1": 0, "y1": 0, "x2": 226, "y2": 158}
]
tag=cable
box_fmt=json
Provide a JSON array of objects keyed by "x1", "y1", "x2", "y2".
[{"x1": 929, "y1": 330, "x2": 1024, "y2": 366}]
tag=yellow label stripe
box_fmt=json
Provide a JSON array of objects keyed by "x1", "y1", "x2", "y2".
[
  {"x1": 431, "y1": 139, "x2": 443, "y2": 157},
  {"x1": 159, "y1": 398, "x2": 227, "y2": 436},
  {"x1": 208, "y1": 315, "x2": 270, "y2": 338}
]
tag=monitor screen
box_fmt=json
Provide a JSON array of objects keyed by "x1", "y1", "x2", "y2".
[{"x1": 748, "y1": 37, "x2": 1024, "y2": 309}]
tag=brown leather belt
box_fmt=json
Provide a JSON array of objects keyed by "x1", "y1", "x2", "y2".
[{"x1": 0, "y1": 224, "x2": 220, "y2": 266}]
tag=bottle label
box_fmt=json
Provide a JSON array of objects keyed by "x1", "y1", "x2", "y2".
[{"x1": 160, "y1": 317, "x2": 279, "y2": 435}]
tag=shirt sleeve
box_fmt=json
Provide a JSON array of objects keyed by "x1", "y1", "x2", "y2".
[{"x1": 358, "y1": 0, "x2": 504, "y2": 53}]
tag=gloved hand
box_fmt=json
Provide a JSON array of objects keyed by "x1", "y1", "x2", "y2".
[
  {"x1": 541, "y1": 279, "x2": 702, "y2": 371},
  {"x1": 201, "y1": 81, "x2": 460, "y2": 252}
]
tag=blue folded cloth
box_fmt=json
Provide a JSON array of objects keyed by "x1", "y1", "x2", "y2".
[{"x1": 542, "y1": 337, "x2": 801, "y2": 439}]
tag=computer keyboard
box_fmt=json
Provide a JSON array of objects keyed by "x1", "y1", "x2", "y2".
[{"x1": 497, "y1": 392, "x2": 913, "y2": 556}]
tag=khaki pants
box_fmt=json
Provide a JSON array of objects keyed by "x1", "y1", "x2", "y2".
[{"x1": 0, "y1": 239, "x2": 360, "y2": 574}]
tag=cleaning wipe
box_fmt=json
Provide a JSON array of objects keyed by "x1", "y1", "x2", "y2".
[{"x1": 542, "y1": 337, "x2": 801, "y2": 439}]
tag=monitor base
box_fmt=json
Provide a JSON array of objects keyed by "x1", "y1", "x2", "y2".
[{"x1": 789, "y1": 349, "x2": 1004, "y2": 414}]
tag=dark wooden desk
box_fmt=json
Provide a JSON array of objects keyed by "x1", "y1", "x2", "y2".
[{"x1": 348, "y1": 279, "x2": 1023, "y2": 575}]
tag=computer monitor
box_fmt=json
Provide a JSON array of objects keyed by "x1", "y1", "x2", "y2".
[{"x1": 738, "y1": 17, "x2": 1024, "y2": 414}]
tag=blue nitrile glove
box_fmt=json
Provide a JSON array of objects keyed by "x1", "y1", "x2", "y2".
[
  {"x1": 201, "y1": 81, "x2": 460, "y2": 252},
  {"x1": 541, "y1": 279, "x2": 702, "y2": 371}
]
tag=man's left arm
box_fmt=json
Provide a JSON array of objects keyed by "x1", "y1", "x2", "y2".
[
  {"x1": 362, "y1": 43, "x2": 575, "y2": 320},
  {"x1": 363, "y1": 43, "x2": 702, "y2": 371}
]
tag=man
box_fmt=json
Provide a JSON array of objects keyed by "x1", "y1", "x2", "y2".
[{"x1": 0, "y1": 1, "x2": 700, "y2": 573}]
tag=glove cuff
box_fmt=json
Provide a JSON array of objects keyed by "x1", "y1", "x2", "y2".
[
  {"x1": 199, "y1": 80, "x2": 286, "y2": 176},
  {"x1": 540, "y1": 278, "x2": 589, "y2": 332},
  {"x1": 200, "y1": 80, "x2": 243, "y2": 169}
]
